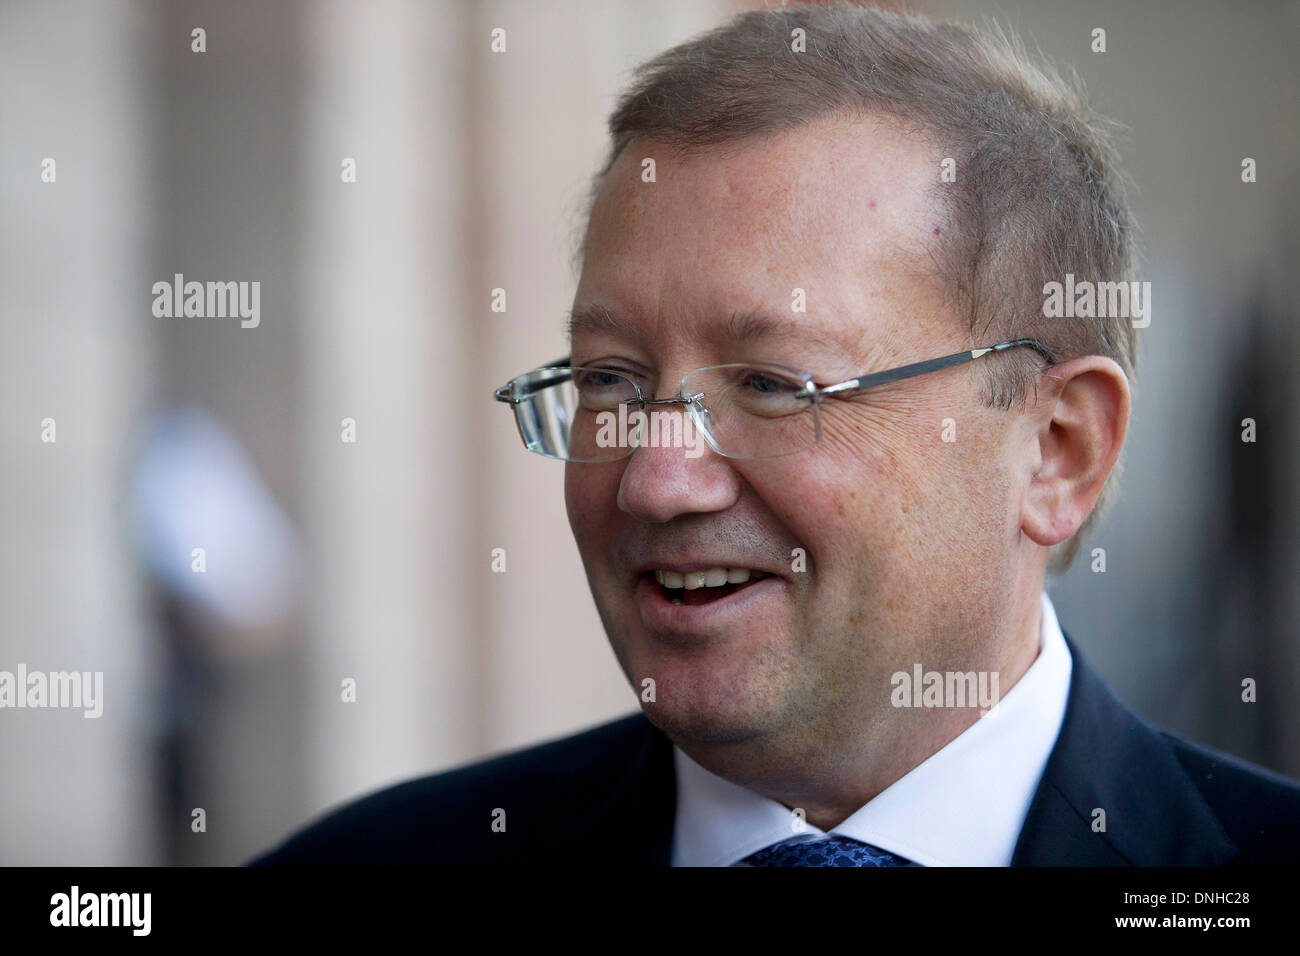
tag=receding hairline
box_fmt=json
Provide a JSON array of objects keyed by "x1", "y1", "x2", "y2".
[{"x1": 574, "y1": 108, "x2": 951, "y2": 274}]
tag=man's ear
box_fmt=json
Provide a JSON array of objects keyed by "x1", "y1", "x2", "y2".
[{"x1": 1021, "y1": 355, "x2": 1131, "y2": 548}]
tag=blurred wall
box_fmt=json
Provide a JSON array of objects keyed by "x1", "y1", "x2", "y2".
[{"x1": 0, "y1": 1, "x2": 157, "y2": 864}]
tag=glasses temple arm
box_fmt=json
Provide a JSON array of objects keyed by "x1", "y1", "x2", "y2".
[
  {"x1": 817, "y1": 338, "x2": 1055, "y2": 398},
  {"x1": 494, "y1": 356, "x2": 575, "y2": 404}
]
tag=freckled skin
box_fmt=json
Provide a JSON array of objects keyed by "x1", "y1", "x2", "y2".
[{"x1": 565, "y1": 114, "x2": 1064, "y2": 827}]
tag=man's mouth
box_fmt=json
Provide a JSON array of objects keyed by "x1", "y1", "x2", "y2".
[{"x1": 649, "y1": 567, "x2": 772, "y2": 607}]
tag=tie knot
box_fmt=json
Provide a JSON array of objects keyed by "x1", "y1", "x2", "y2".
[{"x1": 741, "y1": 835, "x2": 918, "y2": 867}]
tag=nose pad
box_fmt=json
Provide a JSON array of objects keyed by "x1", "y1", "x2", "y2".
[
  {"x1": 683, "y1": 396, "x2": 725, "y2": 458},
  {"x1": 625, "y1": 403, "x2": 645, "y2": 450}
]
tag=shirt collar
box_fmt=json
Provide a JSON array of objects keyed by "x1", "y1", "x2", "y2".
[{"x1": 671, "y1": 591, "x2": 1073, "y2": 866}]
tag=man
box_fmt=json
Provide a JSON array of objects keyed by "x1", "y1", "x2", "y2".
[{"x1": 252, "y1": 4, "x2": 1300, "y2": 866}]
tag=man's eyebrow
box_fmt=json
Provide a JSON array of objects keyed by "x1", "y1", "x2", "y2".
[
  {"x1": 566, "y1": 302, "x2": 849, "y2": 354},
  {"x1": 721, "y1": 308, "x2": 837, "y2": 348},
  {"x1": 720, "y1": 308, "x2": 860, "y2": 363},
  {"x1": 565, "y1": 303, "x2": 629, "y2": 341}
]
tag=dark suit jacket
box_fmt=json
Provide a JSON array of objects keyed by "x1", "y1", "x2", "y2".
[{"x1": 250, "y1": 636, "x2": 1300, "y2": 866}]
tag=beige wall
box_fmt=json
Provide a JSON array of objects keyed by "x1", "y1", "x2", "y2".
[{"x1": 0, "y1": 0, "x2": 156, "y2": 864}]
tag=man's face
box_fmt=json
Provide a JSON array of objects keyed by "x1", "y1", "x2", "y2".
[{"x1": 566, "y1": 115, "x2": 1030, "y2": 775}]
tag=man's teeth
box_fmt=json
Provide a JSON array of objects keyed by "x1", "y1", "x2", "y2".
[{"x1": 653, "y1": 568, "x2": 759, "y2": 590}]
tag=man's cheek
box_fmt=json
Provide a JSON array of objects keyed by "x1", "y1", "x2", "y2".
[
  {"x1": 564, "y1": 468, "x2": 599, "y2": 536},
  {"x1": 817, "y1": 397, "x2": 922, "y2": 458},
  {"x1": 566, "y1": 471, "x2": 621, "y2": 588}
]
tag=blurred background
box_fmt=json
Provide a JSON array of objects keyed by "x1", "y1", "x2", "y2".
[{"x1": 1, "y1": 0, "x2": 1297, "y2": 865}]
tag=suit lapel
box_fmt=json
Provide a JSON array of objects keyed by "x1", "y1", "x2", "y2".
[
  {"x1": 569, "y1": 635, "x2": 1240, "y2": 867},
  {"x1": 557, "y1": 713, "x2": 677, "y2": 865},
  {"x1": 1012, "y1": 635, "x2": 1238, "y2": 866}
]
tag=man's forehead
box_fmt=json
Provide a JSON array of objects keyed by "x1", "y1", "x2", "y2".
[
  {"x1": 566, "y1": 301, "x2": 855, "y2": 358},
  {"x1": 591, "y1": 113, "x2": 941, "y2": 237},
  {"x1": 574, "y1": 114, "x2": 948, "y2": 364}
]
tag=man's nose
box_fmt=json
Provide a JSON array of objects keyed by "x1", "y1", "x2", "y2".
[{"x1": 616, "y1": 409, "x2": 741, "y2": 523}]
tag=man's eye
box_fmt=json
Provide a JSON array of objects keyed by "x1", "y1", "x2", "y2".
[
  {"x1": 582, "y1": 370, "x2": 626, "y2": 388},
  {"x1": 722, "y1": 367, "x2": 808, "y2": 418},
  {"x1": 741, "y1": 372, "x2": 795, "y2": 395},
  {"x1": 570, "y1": 367, "x2": 640, "y2": 405}
]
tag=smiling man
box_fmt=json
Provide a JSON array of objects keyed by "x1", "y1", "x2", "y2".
[
  {"x1": 562, "y1": 112, "x2": 1073, "y2": 849},
  {"x1": 253, "y1": 3, "x2": 1300, "y2": 867}
]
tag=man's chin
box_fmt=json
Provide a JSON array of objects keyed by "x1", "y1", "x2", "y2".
[
  {"x1": 611, "y1": 626, "x2": 793, "y2": 745},
  {"x1": 636, "y1": 691, "x2": 773, "y2": 747}
]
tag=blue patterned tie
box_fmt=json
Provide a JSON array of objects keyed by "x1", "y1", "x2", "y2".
[{"x1": 742, "y1": 835, "x2": 918, "y2": 867}]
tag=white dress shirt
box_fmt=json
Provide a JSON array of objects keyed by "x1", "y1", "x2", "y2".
[{"x1": 671, "y1": 591, "x2": 1073, "y2": 866}]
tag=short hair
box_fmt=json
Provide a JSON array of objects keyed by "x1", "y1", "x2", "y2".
[{"x1": 577, "y1": 2, "x2": 1139, "y2": 572}]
